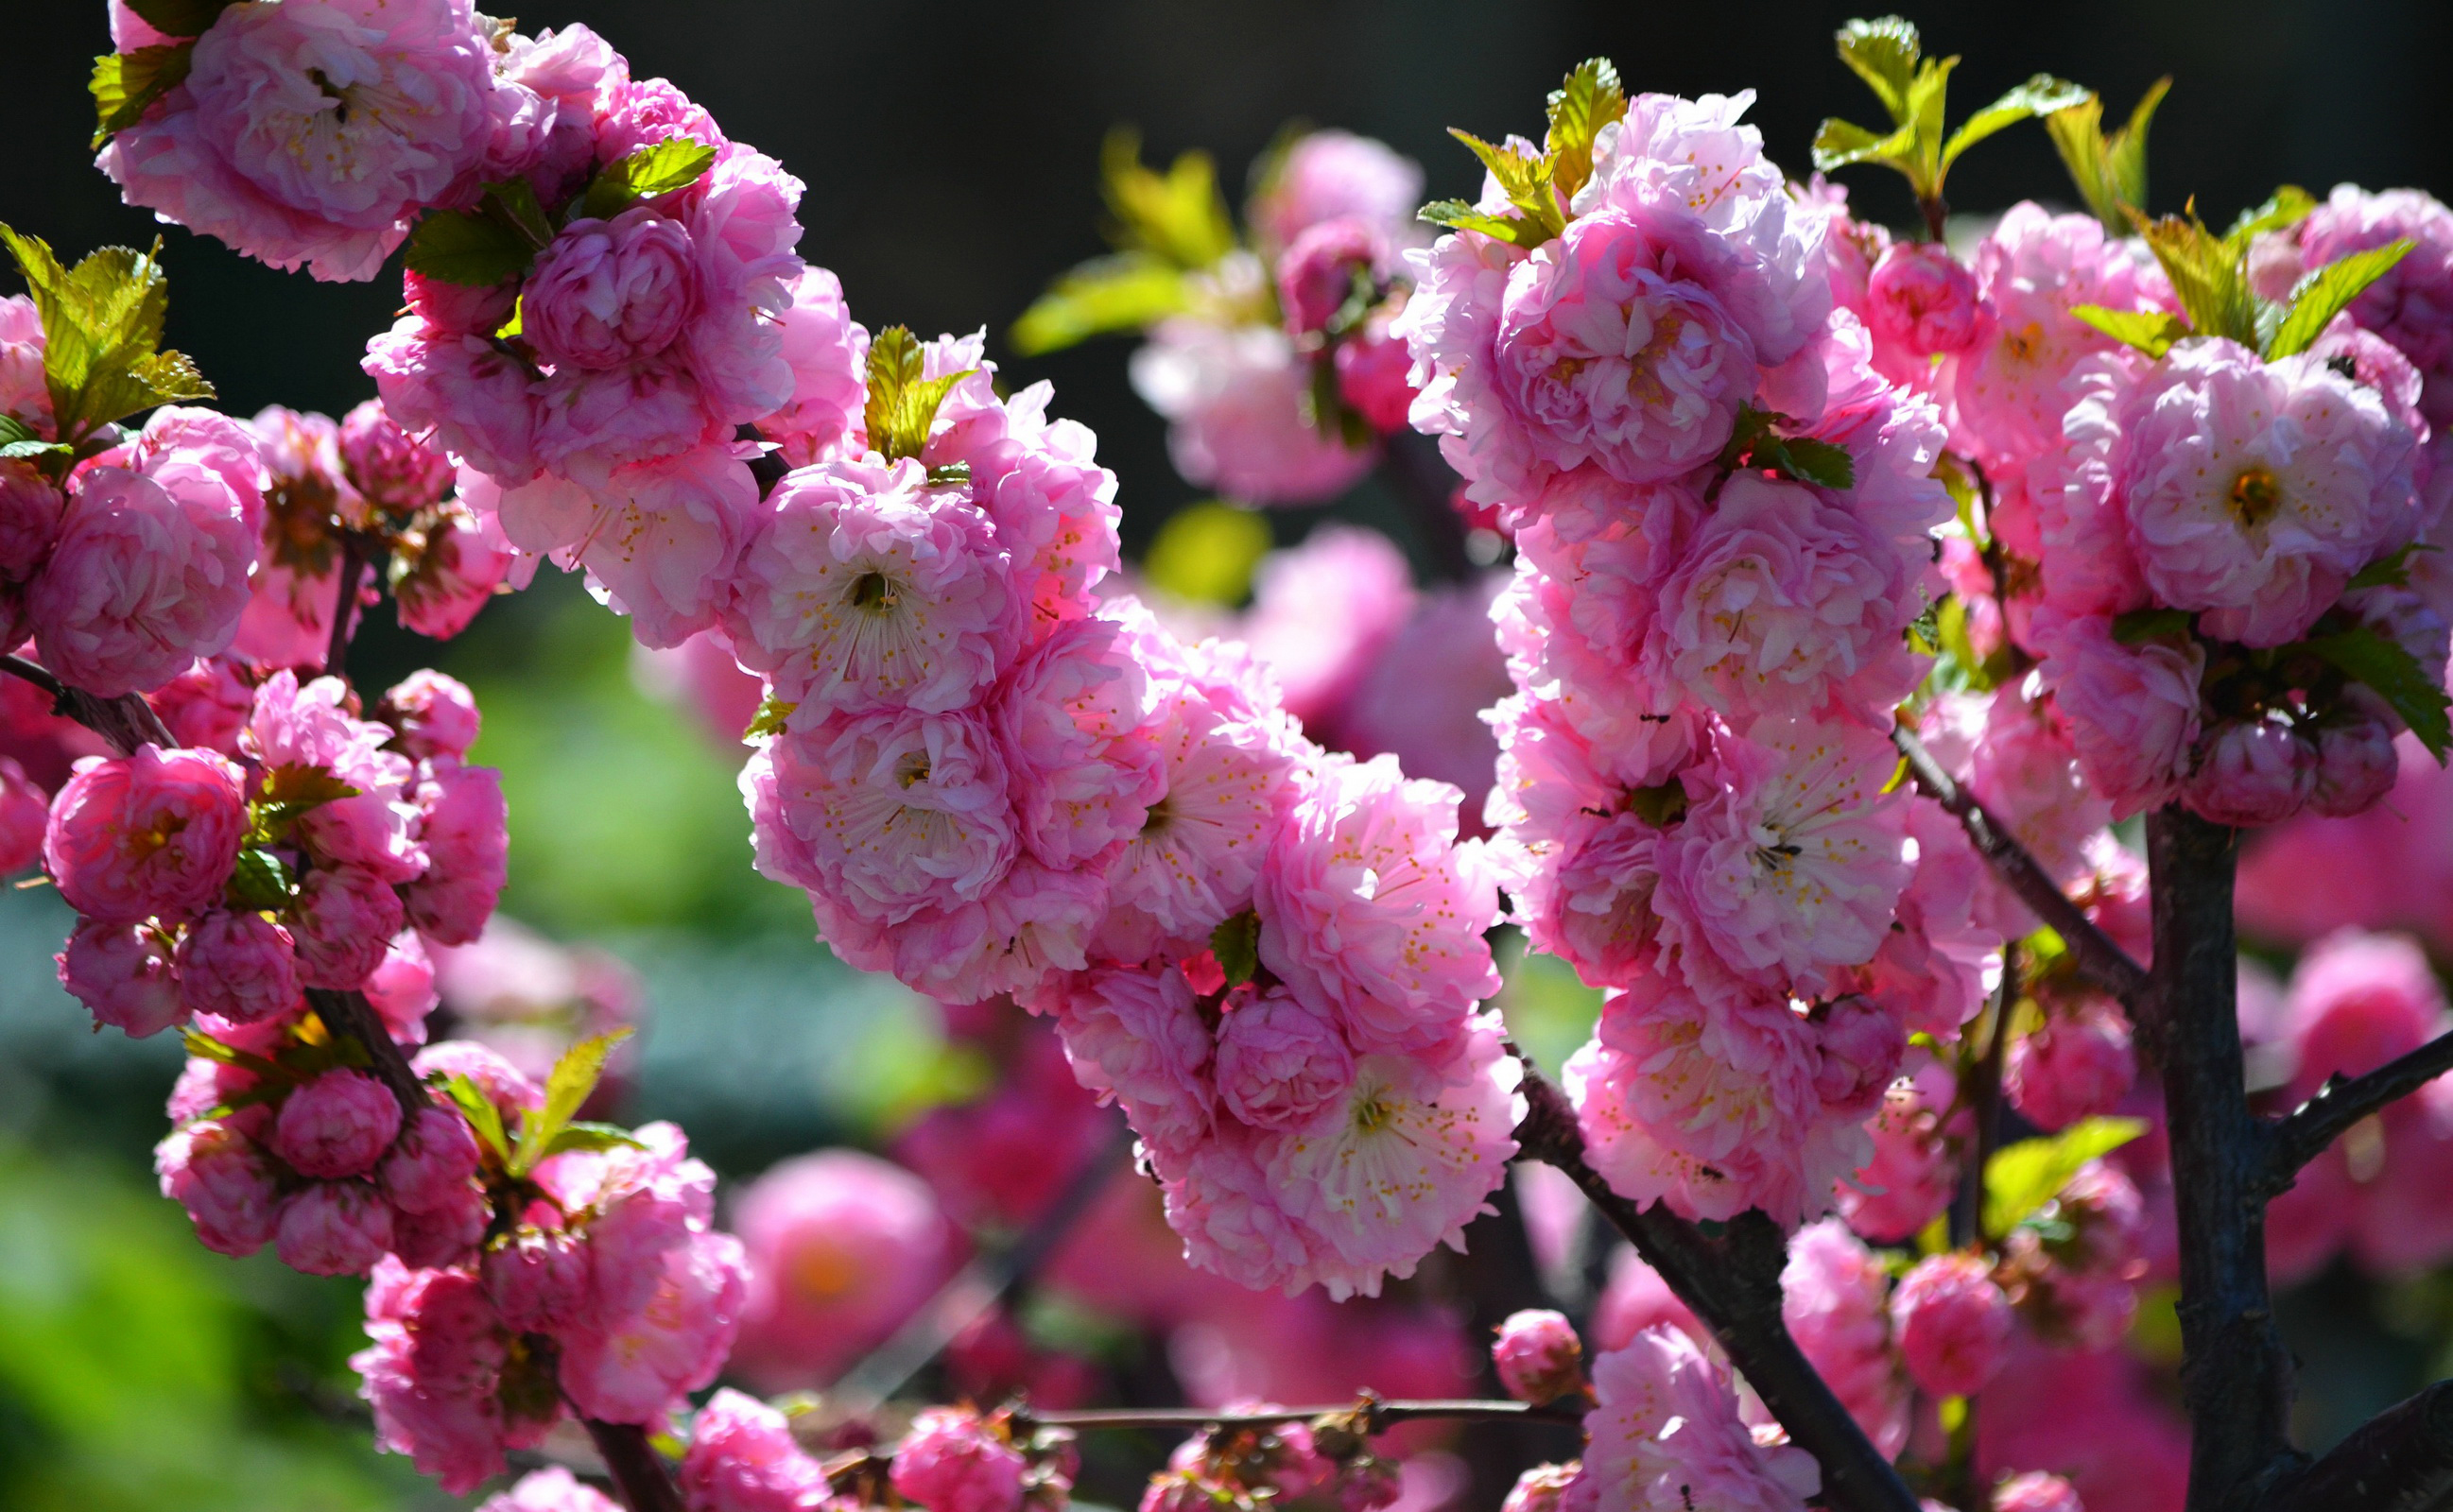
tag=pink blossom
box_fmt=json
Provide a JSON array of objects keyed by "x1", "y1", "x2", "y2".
[
  {"x1": 1503, "y1": 1464, "x2": 1590, "y2": 1512},
  {"x1": 1236, "y1": 525, "x2": 1416, "y2": 730},
  {"x1": 0, "y1": 295, "x2": 48, "y2": 434},
  {"x1": 1966, "y1": 682, "x2": 2109, "y2": 884},
  {"x1": 276, "y1": 1178, "x2": 396, "y2": 1275},
  {"x1": 1866, "y1": 241, "x2": 1984, "y2": 357},
  {"x1": 173, "y1": 909, "x2": 297, "y2": 1023},
  {"x1": 337, "y1": 398, "x2": 454, "y2": 515},
  {"x1": 480, "y1": 1468, "x2": 622, "y2": 1512},
  {"x1": 725, "y1": 454, "x2": 1019, "y2": 712},
  {"x1": 0, "y1": 755, "x2": 44, "y2": 874},
  {"x1": 1839, "y1": 1077, "x2": 1958, "y2": 1244},
  {"x1": 1992, "y1": 1471, "x2": 2084, "y2": 1512},
  {"x1": 2007, "y1": 1002, "x2": 2137, "y2": 1132},
  {"x1": 273, "y1": 1068, "x2": 403, "y2": 1178},
  {"x1": 1892, "y1": 1252, "x2": 2012, "y2": 1398},
  {"x1": 1131, "y1": 317, "x2": 1374, "y2": 506},
  {"x1": 355, "y1": 1258, "x2": 550, "y2": 1494},
  {"x1": 951, "y1": 393, "x2": 1125, "y2": 634},
  {"x1": 43, "y1": 745, "x2": 247, "y2": 922},
  {"x1": 382, "y1": 669, "x2": 482, "y2": 763},
  {"x1": 2036, "y1": 615, "x2": 2203, "y2": 819},
  {"x1": 1335, "y1": 574, "x2": 1512, "y2": 824},
  {"x1": 480, "y1": 1227, "x2": 593, "y2": 1334},
  {"x1": 2184, "y1": 718, "x2": 2317, "y2": 828},
  {"x1": 1337, "y1": 319, "x2": 1419, "y2": 434},
  {"x1": 365, "y1": 323, "x2": 544, "y2": 483},
  {"x1": 291, "y1": 865, "x2": 407, "y2": 988},
  {"x1": 57, "y1": 918, "x2": 186, "y2": 1036},
  {"x1": 378, "y1": 1104, "x2": 483, "y2": 1212},
  {"x1": 96, "y1": 0, "x2": 499, "y2": 282},
  {"x1": 156, "y1": 1119, "x2": 284, "y2": 1256},
  {"x1": 393, "y1": 504, "x2": 515, "y2": 640},
  {"x1": 2284, "y1": 929, "x2": 2448, "y2": 1104},
  {"x1": 1582, "y1": 1326, "x2": 1818, "y2": 1512},
  {"x1": 1216, "y1": 986, "x2": 1356, "y2": 1130},
  {"x1": 406, "y1": 763, "x2": 509, "y2": 945},
  {"x1": 757, "y1": 266, "x2": 870, "y2": 467},
  {"x1": 527, "y1": 209, "x2": 701, "y2": 369},
  {"x1": 2308, "y1": 698, "x2": 2402, "y2": 817},
  {"x1": 891, "y1": 1407, "x2": 1028, "y2": 1512},
  {"x1": 564, "y1": 445, "x2": 767, "y2": 649},
  {"x1": 0, "y1": 462, "x2": 62, "y2": 632},
  {"x1": 1494, "y1": 1308, "x2": 1585, "y2": 1404},
  {"x1": 728, "y1": 1149, "x2": 958, "y2": 1392},
  {"x1": 147, "y1": 656, "x2": 255, "y2": 755},
  {"x1": 1278, "y1": 218, "x2": 1386, "y2": 336},
  {"x1": 681, "y1": 1388, "x2": 833, "y2": 1512},
  {"x1": 1046, "y1": 964, "x2": 1217, "y2": 1157},
  {"x1": 2296, "y1": 185, "x2": 2453, "y2": 428},
  {"x1": 993, "y1": 612, "x2": 1162, "y2": 871},
  {"x1": 1251, "y1": 131, "x2": 1423, "y2": 251},
  {"x1": 1783, "y1": 1219, "x2": 1909, "y2": 1455}
]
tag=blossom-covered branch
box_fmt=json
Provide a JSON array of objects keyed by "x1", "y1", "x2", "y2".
[{"x1": 1019, "y1": 1395, "x2": 1587, "y2": 1433}]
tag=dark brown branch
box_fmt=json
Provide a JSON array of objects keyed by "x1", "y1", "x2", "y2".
[
  {"x1": 2147, "y1": 808, "x2": 2290, "y2": 1512},
  {"x1": 1890, "y1": 723, "x2": 2151, "y2": 1010},
  {"x1": 304, "y1": 987, "x2": 427, "y2": 1122},
  {"x1": 323, "y1": 538, "x2": 370, "y2": 680},
  {"x1": 581, "y1": 1418, "x2": 686, "y2": 1512},
  {"x1": 2268, "y1": 1029, "x2": 2453, "y2": 1191},
  {"x1": 2, "y1": 652, "x2": 178, "y2": 754},
  {"x1": 1380, "y1": 428, "x2": 1474, "y2": 584},
  {"x1": 2255, "y1": 1381, "x2": 2453, "y2": 1512},
  {"x1": 1513, "y1": 1060, "x2": 1921, "y2": 1512},
  {"x1": 1021, "y1": 1396, "x2": 1587, "y2": 1434}
]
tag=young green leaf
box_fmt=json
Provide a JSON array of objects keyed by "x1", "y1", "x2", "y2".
[
  {"x1": 512, "y1": 1028, "x2": 634, "y2": 1176},
  {"x1": 0, "y1": 225, "x2": 211, "y2": 438},
  {"x1": 1544, "y1": 57, "x2": 1628, "y2": 203},
  {"x1": 90, "y1": 43, "x2": 193, "y2": 148},
  {"x1": 2047, "y1": 79, "x2": 2170, "y2": 232},
  {"x1": 2135, "y1": 212, "x2": 2260, "y2": 347},
  {"x1": 1810, "y1": 116, "x2": 1918, "y2": 175},
  {"x1": 1940, "y1": 74, "x2": 2092, "y2": 170},
  {"x1": 539, "y1": 1123, "x2": 649, "y2": 1160},
  {"x1": 576, "y1": 138, "x2": 718, "y2": 222},
  {"x1": 2070, "y1": 304, "x2": 2192, "y2": 358},
  {"x1": 402, "y1": 207, "x2": 534, "y2": 287},
  {"x1": 126, "y1": 0, "x2": 238, "y2": 35},
  {"x1": 1448, "y1": 130, "x2": 1564, "y2": 243},
  {"x1": 743, "y1": 695, "x2": 797, "y2": 740},
  {"x1": 248, "y1": 764, "x2": 362, "y2": 844},
  {"x1": 441, "y1": 1074, "x2": 511, "y2": 1166},
  {"x1": 180, "y1": 1029, "x2": 286, "y2": 1083},
  {"x1": 2300, "y1": 627, "x2": 2453, "y2": 762},
  {"x1": 862, "y1": 325, "x2": 974, "y2": 463},
  {"x1": 2266, "y1": 239, "x2": 2413, "y2": 359},
  {"x1": 223, "y1": 848, "x2": 296, "y2": 911},
  {"x1": 1100, "y1": 129, "x2": 1235, "y2": 269},
  {"x1": 1417, "y1": 199, "x2": 1546, "y2": 248},
  {"x1": 2345, "y1": 543, "x2": 2432, "y2": 593},
  {"x1": 0, "y1": 415, "x2": 71, "y2": 463},
  {"x1": 1010, "y1": 253, "x2": 1191, "y2": 356},
  {"x1": 2111, "y1": 607, "x2": 2195, "y2": 644},
  {"x1": 2222, "y1": 185, "x2": 2317, "y2": 251},
  {"x1": 1833, "y1": 16, "x2": 1924, "y2": 122},
  {"x1": 1210, "y1": 910, "x2": 1261, "y2": 989},
  {"x1": 1983, "y1": 1116, "x2": 2148, "y2": 1239}
]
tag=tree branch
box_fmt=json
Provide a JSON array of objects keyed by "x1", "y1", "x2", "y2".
[
  {"x1": 1890, "y1": 722, "x2": 2151, "y2": 1008},
  {"x1": 304, "y1": 987, "x2": 428, "y2": 1122},
  {"x1": 2146, "y1": 807, "x2": 2291, "y2": 1512},
  {"x1": 1019, "y1": 1395, "x2": 1588, "y2": 1435},
  {"x1": 2267, "y1": 1029, "x2": 2453, "y2": 1192},
  {"x1": 580, "y1": 1417, "x2": 686, "y2": 1512},
  {"x1": 323, "y1": 537, "x2": 370, "y2": 680},
  {"x1": 2, "y1": 652, "x2": 178, "y2": 754},
  {"x1": 1512, "y1": 1059, "x2": 1921, "y2": 1512},
  {"x1": 2254, "y1": 1380, "x2": 2453, "y2": 1512},
  {"x1": 1379, "y1": 428, "x2": 1474, "y2": 584}
]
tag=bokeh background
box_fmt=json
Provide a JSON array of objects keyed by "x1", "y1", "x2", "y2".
[{"x1": 2, "y1": 2, "x2": 2450, "y2": 1507}]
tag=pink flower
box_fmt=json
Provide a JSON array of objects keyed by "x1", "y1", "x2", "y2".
[
  {"x1": 1992, "y1": 1471, "x2": 2084, "y2": 1512},
  {"x1": 2036, "y1": 615, "x2": 2203, "y2": 819},
  {"x1": 273, "y1": 1068, "x2": 404, "y2": 1178},
  {"x1": 43, "y1": 745, "x2": 247, "y2": 921},
  {"x1": 0, "y1": 755, "x2": 44, "y2": 874},
  {"x1": 1215, "y1": 986, "x2": 1356, "y2": 1131},
  {"x1": 1966, "y1": 683, "x2": 2109, "y2": 885},
  {"x1": 756, "y1": 266, "x2": 870, "y2": 467},
  {"x1": 993, "y1": 613, "x2": 1161, "y2": 871},
  {"x1": 364, "y1": 323, "x2": 544, "y2": 483},
  {"x1": 1503, "y1": 1464, "x2": 1589, "y2": 1512},
  {"x1": 1335, "y1": 318, "x2": 1419, "y2": 433},
  {"x1": 1488, "y1": 211, "x2": 1759, "y2": 490},
  {"x1": 147, "y1": 656, "x2": 255, "y2": 755},
  {"x1": 382, "y1": 669, "x2": 483, "y2": 763},
  {"x1": 0, "y1": 295, "x2": 49, "y2": 435},
  {"x1": 1250, "y1": 131, "x2": 1423, "y2": 251},
  {"x1": 0, "y1": 462, "x2": 63, "y2": 630},
  {"x1": 29, "y1": 439, "x2": 263, "y2": 697},
  {"x1": 526, "y1": 209, "x2": 701, "y2": 370},
  {"x1": 2296, "y1": 185, "x2": 2453, "y2": 428},
  {"x1": 1278, "y1": 217, "x2": 1386, "y2": 336},
  {"x1": 96, "y1": 0, "x2": 499, "y2": 282},
  {"x1": 1891, "y1": 1252, "x2": 2012, "y2": 1398},
  {"x1": 156, "y1": 1119, "x2": 284, "y2": 1256},
  {"x1": 1493, "y1": 1308, "x2": 1585, "y2": 1404},
  {"x1": 57, "y1": 918, "x2": 186, "y2": 1036},
  {"x1": 291, "y1": 865, "x2": 407, "y2": 988},
  {"x1": 355, "y1": 1258, "x2": 554, "y2": 1494},
  {"x1": 727, "y1": 1149, "x2": 958, "y2": 1392},
  {"x1": 406, "y1": 763, "x2": 509, "y2": 945},
  {"x1": 2308, "y1": 698, "x2": 2402, "y2": 817},
  {"x1": 891, "y1": 1407, "x2": 1028, "y2": 1512},
  {"x1": 276, "y1": 1178, "x2": 396, "y2": 1276},
  {"x1": 1582, "y1": 1326, "x2": 1818, "y2": 1512},
  {"x1": 1047, "y1": 964, "x2": 1217, "y2": 1157},
  {"x1": 1335, "y1": 574, "x2": 1513, "y2": 824},
  {"x1": 480, "y1": 1468, "x2": 622, "y2": 1512},
  {"x1": 1866, "y1": 241, "x2": 1984, "y2": 357},
  {"x1": 338, "y1": 398, "x2": 454, "y2": 515},
  {"x1": 561, "y1": 445, "x2": 767, "y2": 649},
  {"x1": 947, "y1": 387, "x2": 1125, "y2": 634},
  {"x1": 378, "y1": 1104, "x2": 483, "y2": 1212},
  {"x1": 175, "y1": 908, "x2": 299, "y2": 1023},
  {"x1": 2183, "y1": 718, "x2": 2316, "y2": 828},
  {"x1": 681, "y1": 1389, "x2": 833, "y2": 1512},
  {"x1": 1839, "y1": 1079, "x2": 1957, "y2": 1243},
  {"x1": 2283, "y1": 929, "x2": 2448, "y2": 1104},
  {"x1": 1131, "y1": 318, "x2": 1374, "y2": 506},
  {"x1": 723, "y1": 454, "x2": 1019, "y2": 713},
  {"x1": 1256, "y1": 753, "x2": 1502, "y2": 1052},
  {"x1": 1236, "y1": 525, "x2": 1416, "y2": 730},
  {"x1": 392, "y1": 504, "x2": 515, "y2": 641},
  {"x1": 1782, "y1": 1219, "x2": 1909, "y2": 1455},
  {"x1": 2007, "y1": 1002, "x2": 2136, "y2": 1132}
]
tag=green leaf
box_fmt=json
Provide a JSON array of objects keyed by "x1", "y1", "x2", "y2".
[
  {"x1": 1834, "y1": 16, "x2": 1924, "y2": 122},
  {"x1": 90, "y1": 43, "x2": 193, "y2": 149},
  {"x1": 1448, "y1": 129, "x2": 1563, "y2": 242},
  {"x1": 484, "y1": 179, "x2": 555, "y2": 251},
  {"x1": 2267, "y1": 239, "x2": 2413, "y2": 359},
  {"x1": 862, "y1": 325, "x2": 973, "y2": 463},
  {"x1": 178, "y1": 1029, "x2": 285, "y2": 1084},
  {"x1": 1544, "y1": 57, "x2": 1628, "y2": 203},
  {"x1": 1983, "y1": 1116, "x2": 2148, "y2": 1238},
  {"x1": 401, "y1": 207, "x2": 533, "y2": 288},
  {"x1": 1142, "y1": 500, "x2": 1270, "y2": 603},
  {"x1": 512, "y1": 1028, "x2": 633, "y2": 1176},
  {"x1": 0, "y1": 438, "x2": 70, "y2": 461},
  {"x1": 0, "y1": 225, "x2": 211, "y2": 438},
  {"x1": 1936, "y1": 595, "x2": 2008, "y2": 693},
  {"x1": 2223, "y1": 185, "x2": 2317, "y2": 251},
  {"x1": 440, "y1": 1074, "x2": 510, "y2": 1166},
  {"x1": 247, "y1": 764, "x2": 360, "y2": 845},
  {"x1": 744, "y1": 695, "x2": 797, "y2": 739},
  {"x1": 577, "y1": 138, "x2": 717, "y2": 222},
  {"x1": 222, "y1": 849, "x2": 295, "y2": 911},
  {"x1": 1417, "y1": 199, "x2": 1547, "y2": 248},
  {"x1": 2112, "y1": 607, "x2": 2195, "y2": 644},
  {"x1": 2047, "y1": 78, "x2": 2170, "y2": 232},
  {"x1": 2301, "y1": 626, "x2": 2453, "y2": 762},
  {"x1": 539, "y1": 1122, "x2": 648, "y2": 1159},
  {"x1": 1010, "y1": 252, "x2": 1190, "y2": 356},
  {"x1": 2070, "y1": 304, "x2": 2192, "y2": 358},
  {"x1": 2136, "y1": 212, "x2": 2260, "y2": 347},
  {"x1": 1941, "y1": 74, "x2": 2092, "y2": 170},
  {"x1": 1100, "y1": 129, "x2": 1235, "y2": 268},
  {"x1": 2346, "y1": 542, "x2": 2432, "y2": 593},
  {"x1": 1778, "y1": 436, "x2": 1857, "y2": 490},
  {"x1": 125, "y1": 0, "x2": 236, "y2": 35},
  {"x1": 1810, "y1": 115, "x2": 1918, "y2": 174},
  {"x1": 1210, "y1": 910, "x2": 1260, "y2": 988}
]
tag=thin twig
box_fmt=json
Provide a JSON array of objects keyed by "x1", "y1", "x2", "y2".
[
  {"x1": 829, "y1": 1122, "x2": 1135, "y2": 1413},
  {"x1": 305, "y1": 987, "x2": 427, "y2": 1121},
  {"x1": 1379, "y1": 429, "x2": 1473, "y2": 584},
  {"x1": 323, "y1": 538, "x2": 369, "y2": 680},
  {"x1": 2, "y1": 652, "x2": 178, "y2": 754},
  {"x1": 2254, "y1": 1379, "x2": 2453, "y2": 1512},
  {"x1": 1019, "y1": 1396, "x2": 1587, "y2": 1434},
  {"x1": 580, "y1": 1418, "x2": 686, "y2": 1512},
  {"x1": 1512, "y1": 1058, "x2": 1922, "y2": 1512},
  {"x1": 2266, "y1": 1028, "x2": 2453, "y2": 1192},
  {"x1": 1890, "y1": 723, "x2": 2151, "y2": 1010}
]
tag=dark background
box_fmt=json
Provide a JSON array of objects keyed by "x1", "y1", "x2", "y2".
[{"x1": 8, "y1": 0, "x2": 2450, "y2": 560}]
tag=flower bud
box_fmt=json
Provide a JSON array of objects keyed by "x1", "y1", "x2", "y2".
[
  {"x1": 156, "y1": 1120, "x2": 282, "y2": 1256},
  {"x1": 1334, "y1": 322, "x2": 1415, "y2": 434},
  {"x1": 274, "y1": 1069, "x2": 405, "y2": 1179},
  {"x1": 290, "y1": 865, "x2": 406, "y2": 988},
  {"x1": 337, "y1": 398, "x2": 453, "y2": 517},
  {"x1": 275, "y1": 1180, "x2": 396, "y2": 1276},
  {"x1": 482, "y1": 1228, "x2": 594, "y2": 1333},
  {"x1": 1277, "y1": 217, "x2": 1383, "y2": 336},
  {"x1": 2308, "y1": 707, "x2": 2400, "y2": 817},
  {"x1": 1492, "y1": 1309, "x2": 1585, "y2": 1404},
  {"x1": 1503, "y1": 1464, "x2": 1586, "y2": 1512},
  {"x1": 1867, "y1": 241, "x2": 1984, "y2": 356},
  {"x1": 2006, "y1": 999, "x2": 2137, "y2": 1131},
  {"x1": 57, "y1": 918, "x2": 185, "y2": 1037},
  {"x1": 175, "y1": 908, "x2": 300, "y2": 1024},
  {"x1": 1891, "y1": 1253, "x2": 2013, "y2": 1399},
  {"x1": 1993, "y1": 1470, "x2": 2082, "y2": 1512},
  {"x1": 1334, "y1": 1454, "x2": 1402, "y2": 1512},
  {"x1": 890, "y1": 1407, "x2": 1028, "y2": 1512},
  {"x1": 2183, "y1": 718, "x2": 2314, "y2": 828},
  {"x1": 382, "y1": 669, "x2": 483, "y2": 762},
  {"x1": 390, "y1": 1179, "x2": 490, "y2": 1270},
  {"x1": 378, "y1": 1105, "x2": 484, "y2": 1212}
]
